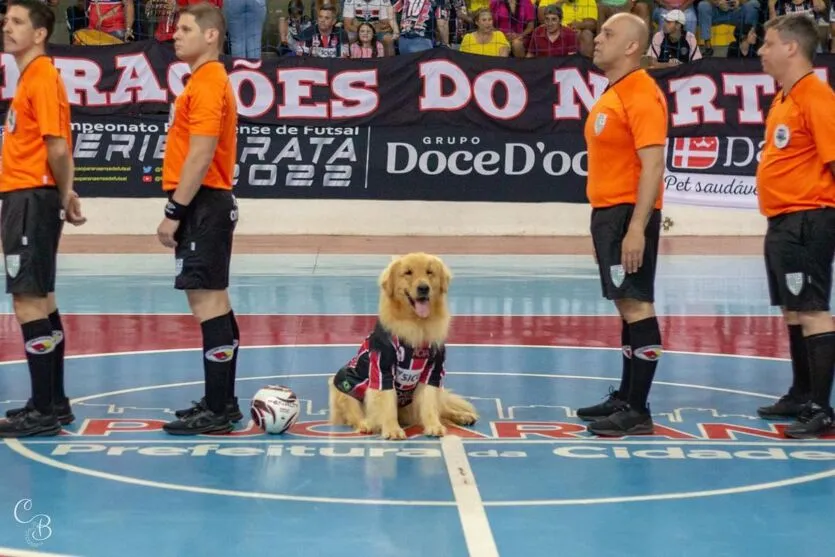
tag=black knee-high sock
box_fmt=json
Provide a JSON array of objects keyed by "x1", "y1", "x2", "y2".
[
  {"x1": 21, "y1": 319, "x2": 57, "y2": 415},
  {"x1": 228, "y1": 310, "x2": 240, "y2": 401},
  {"x1": 805, "y1": 332, "x2": 835, "y2": 409},
  {"x1": 619, "y1": 319, "x2": 631, "y2": 396},
  {"x1": 788, "y1": 324, "x2": 811, "y2": 398},
  {"x1": 48, "y1": 310, "x2": 66, "y2": 401},
  {"x1": 201, "y1": 314, "x2": 235, "y2": 414},
  {"x1": 627, "y1": 316, "x2": 663, "y2": 411}
]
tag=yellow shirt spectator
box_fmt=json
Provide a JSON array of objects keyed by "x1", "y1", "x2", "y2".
[
  {"x1": 460, "y1": 30, "x2": 511, "y2": 55},
  {"x1": 538, "y1": 0, "x2": 597, "y2": 25}
]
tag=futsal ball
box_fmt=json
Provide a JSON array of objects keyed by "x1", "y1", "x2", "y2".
[{"x1": 250, "y1": 385, "x2": 300, "y2": 435}]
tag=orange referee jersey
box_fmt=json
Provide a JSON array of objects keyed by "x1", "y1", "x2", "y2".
[
  {"x1": 0, "y1": 56, "x2": 72, "y2": 193},
  {"x1": 756, "y1": 73, "x2": 835, "y2": 218},
  {"x1": 584, "y1": 69, "x2": 668, "y2": 210},
  {"x1": 162, "y1": 61, "x2": 237, "y2": 192}
]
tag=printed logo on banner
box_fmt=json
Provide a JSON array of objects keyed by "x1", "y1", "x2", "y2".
[{"x1": 670, "y1": 137, "x2": 719, "y2": 170}]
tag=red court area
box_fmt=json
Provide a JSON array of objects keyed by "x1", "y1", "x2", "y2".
[{"x1": 0, "y1": 314, "x2": 787, "y2": 361}]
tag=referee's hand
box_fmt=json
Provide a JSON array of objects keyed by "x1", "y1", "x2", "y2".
[
  {"x1": 157, "y1": 217, "x2": 179, "y2": 248},
  {"x1": 621, "y1": 228, "x2": 645, "y2": 274},
  {"x1": 62, "y1": 191, "x2": 87, "y2": 226}
]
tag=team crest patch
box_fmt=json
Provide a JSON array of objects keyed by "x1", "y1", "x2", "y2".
[
  {"x1": 634, "y1": 345, "x2": 663, "y2": 361},
  {"x1": 6, "y1": 108, "x2": 16, "y2": 133},
  {"x1": 25, "y1": 336, "x2": 56, "y2": 355},
  {"x1": 205, "y1": 345, "x2": 236, "y2": 362},
  {"x1": 594, "y1": 113, "x2": 607, "y2": 135},
  {"x1": 773, "y1": 125, "x2": 790, "y2": 149},
  {"x1": 785, "y1": 272, "x2": 804, "y2": 296},
  {"x1": 175, "y1": 258, "x2": 183, "y2": 276},
  {"x1": 610, "y1": 264, "x2": 625, "y2": 288},
  {"x1": 5, "y1": 254, "x2": 19, "y2": 278}
]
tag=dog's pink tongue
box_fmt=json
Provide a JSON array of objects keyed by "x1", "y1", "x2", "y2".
[{"x1": 415, "y1": 301, "x2": 430, "y2": 318}]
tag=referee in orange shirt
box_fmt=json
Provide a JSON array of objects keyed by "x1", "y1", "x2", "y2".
[
  {"x1": 577, "y1": 13, "x2": 668, "y2": 436},
  {"x1": 755, "y1": 14, "x2": 835, "y2": 439},
  {"x1": 0, "y1": 0, "x2": 86, "y2": 438},
  {"x1": 156, "y1": 3, "x2": 242, "y2": 435}
]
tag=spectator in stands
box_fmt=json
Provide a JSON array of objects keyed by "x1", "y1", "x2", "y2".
[
  {"x1": 150, "y1": 0, "x2": 222, "y2": 42},
  {"x1": 767, "y1": 0, "x2": 828, "y2": 50},
  {"x1": 697, "y1": 0, "x2": 761, "y2": 56},
  {"x1": 525, "y1": 4, "x2": 578, "y2": 56},
  {"x1": 537, "y1": 0, "x2": 596, "y2": 56},
  {"x1": 88, "y1": 0, "x2": 135, "y2": 40},
  {"x1": 350, "y1": 20, "x2": 387, "y2": 55},
  {"x1": 597, "y1": 0, "x2": 651, "y2": 33},
  {"x1": 646, "y1": 8, "x2": 701, "y2": 66},
  {"x1": 342, "y1": 0, "x2": 397, "y2": 55},
  {"x1": 224, "y1": 0, "x2": 266, "y2": 58},
  {"x1": 726, "y1": 21, "x2": 761, "y2": 55},
  {"x1": 296, "y1": 4, "x2": 350, "y2": 56},
  {"x1": 395, "y1": 0, "x2": 451, "y2": 53},
  {"x1": 459, "y1": 7, "x2": 510, "y2": 54},
  {"x1": 652, "y1": 0, "x2": 696, "y2": 34},
  {"x1": 489, "y1": 0, "x2": 535, "y2": 56},
  {"x1": 67, "y1": 0, "x2": 88, "y2": 38},
  {"x1": 277, "y1": 0, "x2": 313, "y2": 54}
]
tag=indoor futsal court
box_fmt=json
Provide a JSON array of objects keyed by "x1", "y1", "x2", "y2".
[{"x1": 0, "y1": 235, "x2": 833, "y2": 557}]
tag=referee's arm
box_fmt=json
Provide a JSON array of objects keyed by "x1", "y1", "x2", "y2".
[{"x1": 170, "y1": 134, "x2": 219, "y2": 207}]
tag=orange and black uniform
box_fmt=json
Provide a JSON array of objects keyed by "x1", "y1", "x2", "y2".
[
  {"x1": 0, "y1": 56, "x2": 72, "y2": 295},
  {"x1": 584, "y1": 69, "x2": 668, "y2": 302},
  {"x1": 162, "y1": 60, "x2": 238, "y2": 291},
  {"x1": 756, "y1": 73, "x2": 835, "y2": 312}
]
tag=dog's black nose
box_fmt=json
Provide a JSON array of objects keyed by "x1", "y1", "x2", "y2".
[{"x1": 417, "y1": 283, "x2": 430, "y2": 297}]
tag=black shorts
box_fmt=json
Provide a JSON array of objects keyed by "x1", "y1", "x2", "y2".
[
  {"x1": 590, "y1": 204, "x2": 661, "y2": 303},
  {"x1": 764, "y1": 208, "x2": 835, "y2": 312},
  {"x1": 173, "y1": 187, "x2": 238, "y2": 291},
  {"x1": 1, "y1": 187, "x2": 64, "y2": 296}
]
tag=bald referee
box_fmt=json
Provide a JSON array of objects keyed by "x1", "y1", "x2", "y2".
[
  {"x1": 577, "y1": 13, "x2": 668, "y2": 436},
  {"x1": 156, "y1": 3, "x2": 242, "y2": 436},
  {"x1": 755, "y1": 14, "x2": 835, "y2": 439}
]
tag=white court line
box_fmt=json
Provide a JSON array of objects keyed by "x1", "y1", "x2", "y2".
[
  {"x1": 441, "y1": 436, "x2": 500, "y2": 557},
  {"x1": 0, "y1": 548, "x2": 79, "y2": 557}
]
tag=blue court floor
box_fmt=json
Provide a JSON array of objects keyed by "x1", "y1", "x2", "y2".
[{"x1": 0, "y1": 253, "x2": 832, "y2": 557}]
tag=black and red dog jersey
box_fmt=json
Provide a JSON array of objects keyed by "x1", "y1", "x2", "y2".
[{"x1": 334, "y1": 320, "x2": 446, "y2": 407}]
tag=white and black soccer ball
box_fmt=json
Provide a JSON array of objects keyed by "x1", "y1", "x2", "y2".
[{"x1": 250, "y1": 385, "x2": 300, "y2": 435}]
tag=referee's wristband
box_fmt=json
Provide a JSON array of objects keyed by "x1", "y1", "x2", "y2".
[{"x1": 164, "y1": 199, "x2": 188, "y2": 221}]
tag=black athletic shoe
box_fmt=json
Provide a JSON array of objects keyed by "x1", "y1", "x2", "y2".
[
  {"x1": 757, "y1": 392, "x2": 809, "y2": 420},
  {"x1": 576, "y1": 388, "x2": 628, "y2": 421},
  {"x1": 175, "y1": 397, "x2": 243, "y2": 422},
  {"x1": 163, "y1": 407, "x2": 233, "y2": 436},
  {"x1": 784, "y1": 403, "x2": 835, "y2": 439},
  {"x1": 587, "y1": 406, "x2": 654, "y2": 436},
  {"x1": 6, "y1": 398, "x2": 75, "y2": 426},
  {"x1": 0, "y1": 408, "x2": 61, "y2": 438}
]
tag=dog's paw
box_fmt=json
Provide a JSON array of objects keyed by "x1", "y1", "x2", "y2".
[
  {"x1": 355, "y1": 420, "x2": 374, "y2": 434},
  {"x1": 381, "y1": 427, "x2": 407, "y2": 440},
  {"x1": 423, "y1": 423, "x2": 447, "y2": 437},
  {"x1": 451, "y1": 411, "x2": 478, "y2": 426}
]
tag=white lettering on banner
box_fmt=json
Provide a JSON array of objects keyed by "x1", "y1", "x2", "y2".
[
  {"x1": 663, "y1": 172, "x2": 759, "y2": 210},
  {"x1": 109, "y1": 53, "x2": 167, "y2": 105},
  {"x1": 552, "y1": 68, "x2": 608, "y2": 120},
  {"x1": 54, "y1": 58, "x2": 108, "y2": 106},
  {"x1": 230, "y1": 63, "x2": 275, "y2": 118},
  {"x1": 723, "y1": 74, "x2": 776, "y2": 125},
  {"x1": 276, "y1": 69, "x2": 379, "y2": 119},
  {"x1": 473, "y1": 71, "x2": 527, "y2": 120},
  {"x1": 385, "y1": 141, "x2": 587, "y2": 177}
]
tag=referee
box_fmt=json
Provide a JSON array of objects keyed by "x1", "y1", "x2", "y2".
[
  {"x1": 577, "y1": 13, "x2": 668, "y2": 436},
  {"x1": 156, "y1": 3, "x2": 242, "y2": 436},
  {"x1": 0, "y1": 0, "x2": 86, "y2": 438},
  {"x1": 755, "y1": 14, "x2": 835, "y2": 439}
]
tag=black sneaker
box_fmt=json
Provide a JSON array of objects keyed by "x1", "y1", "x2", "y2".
[
  {"x1": 163, "y1": 407, "x2": 233, "y2": 436},
  {"x1": 576, "y1": 388, "x2": 628, "y2": 421},
  {"x1": 0, "y1": 408, "x2": 61, "y2": 438},
  {"x1": 784, "y1": 403, "x2": 835, "y2": 439},
  {"x1": 587, "y1": 406, "x2": 654, "y2": 436},
  {"x1": 6, "y1": 398, "x2": 75, "y2": 425},
  {"x1": 175, "y1": 397, "x2": 243, "y2": 422},
  {"x1": 757, "y1": 392, "x2": 809, "y2": 420}
]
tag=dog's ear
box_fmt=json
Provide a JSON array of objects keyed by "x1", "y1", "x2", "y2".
[
  {"x1": 438, "y1": 259, "x2": 452, "y2": 294},
  {"x1": 379, "y1": 258, "x2": 400, "y2": 298}
]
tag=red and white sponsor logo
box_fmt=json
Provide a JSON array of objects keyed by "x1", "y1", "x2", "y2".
[{"x1": 670, "y1": 137, "x2": 719, "y2": 170}]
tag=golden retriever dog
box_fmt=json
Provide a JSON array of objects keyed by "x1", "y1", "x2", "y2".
[{"x1": 328, "y1": 252, "x2": 479, "y2": 439}]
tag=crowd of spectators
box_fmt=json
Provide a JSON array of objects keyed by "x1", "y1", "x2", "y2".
[{"x1": 3, "y1": 0, "x2": 833, "y2": 64}]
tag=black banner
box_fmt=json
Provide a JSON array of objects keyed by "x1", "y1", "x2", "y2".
[{"x1": 0, "y1": 43, "x2": 833, "y2": 201}]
